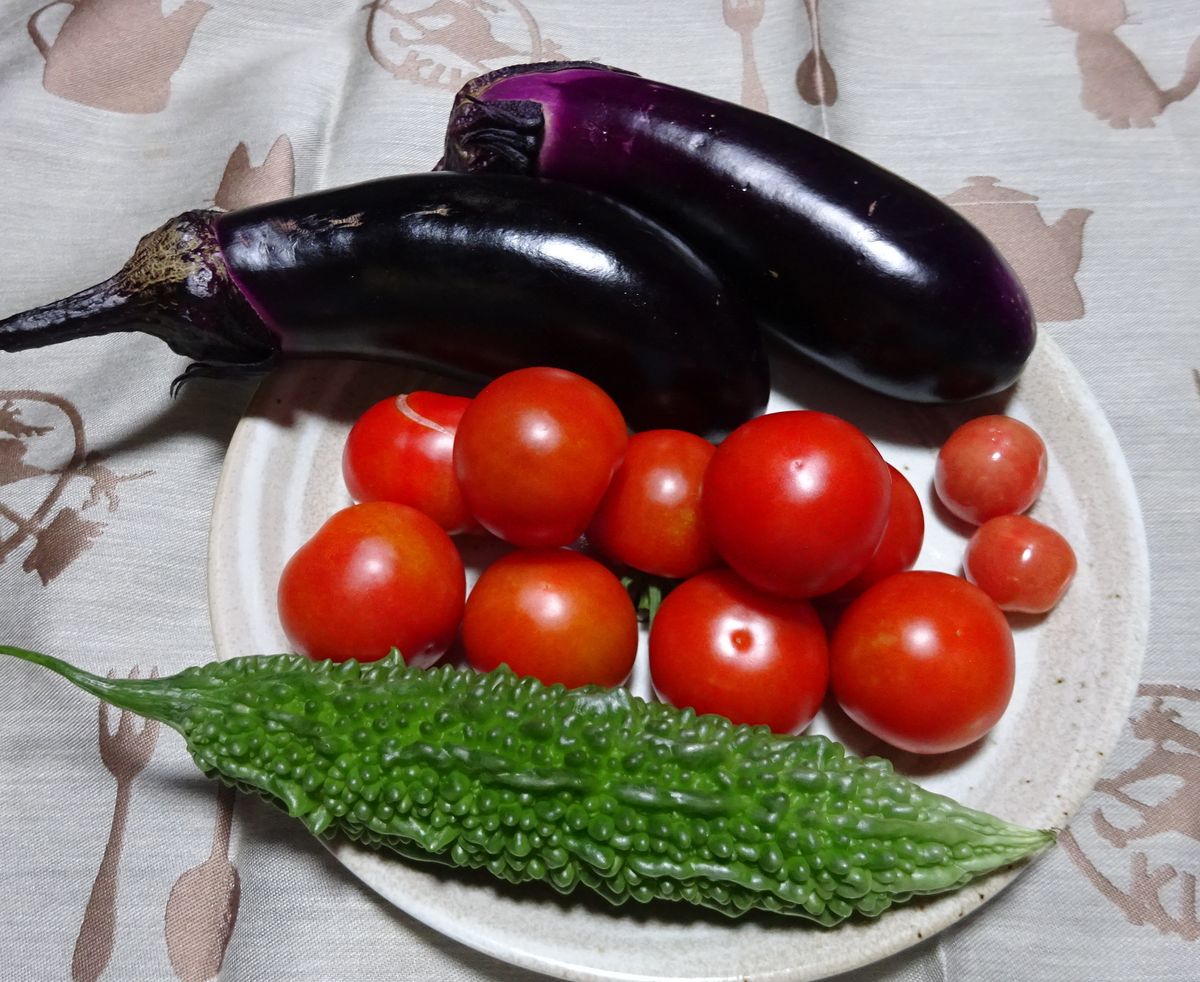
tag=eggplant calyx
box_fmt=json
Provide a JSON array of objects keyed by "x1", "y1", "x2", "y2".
[
  {"x1": 459, "y1": 60, "x2": 631, "y2": 100},
  {"x1": 442, "y1": 61, "x2": 635, "y2": 174},
  {"x1": 0, "y1": 210, "x2": 277, "y2": 374},
  {"x1": 440, "y1": 96, "x2": 546, "y2": 175},
  {"x1": 169, "y1": 353, "x2": 279, "y2": 397},
  {"x1": 116, "y1": 210, "x2": 277, "y2": 368}
]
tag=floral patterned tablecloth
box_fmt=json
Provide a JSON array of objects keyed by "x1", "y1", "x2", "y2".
[{"x1": 1, "y1": 1, "x2": 1197, "y2": 979}]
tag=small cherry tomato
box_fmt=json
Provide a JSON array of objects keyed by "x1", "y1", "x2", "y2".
[
  {"x1": 454, "y1": 367, "x2": 628, "y2": 548},
  {"x1": 702, "y1": 410, "x2": 891, "y2": 598},
  {"x1": 649, "y1": 569, "x2": 829, "y2": 733},
  {"x1": 822, "y1": 464, "x2": 925, "y2": 603},
  {"x1": 964, "y1": 514, "x2": 1077, "y2": 614},
  {"x1": 342, "y1": 391, "x2": 479, "y2": 534},
  {"x1": 830, "y1": 571, "x2": 1015, "y2": 754},
  {"x1": 587, "y1": 429, "x2": 718, "y2": 579},
  {"x1": 277, "y1": 502, "x2": 465, "y2": 665},
  {"x1": 462, "y1": 548, "x2": 638, "y2": 688},
  {"x1": 934, "y1": 415, "x2": 1047, "y2": 525}
]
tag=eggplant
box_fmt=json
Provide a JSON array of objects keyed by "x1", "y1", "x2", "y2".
[
  {"x1": 0, "y1": 173, "x2": 768, "y2": 438},
  {"x1": 439, "y1": 62, "x2": 1036, "y2": 403}
]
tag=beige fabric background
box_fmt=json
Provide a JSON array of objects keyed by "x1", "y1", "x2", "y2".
[{"x1": 0, "y1": 0, "x2": 1197, "y2": 979}]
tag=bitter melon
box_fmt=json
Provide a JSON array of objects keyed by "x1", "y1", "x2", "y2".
[{"x1": 0, "y1": 646, "x2": 1053, "y2": 925}]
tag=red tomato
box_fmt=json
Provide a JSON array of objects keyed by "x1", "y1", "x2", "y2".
[
  {"x1": 701, "y1": 411, "x2": 891, "y2": 598},
  {"x1": 587, "y1": 429, "x2": 718, "y2": 579},
  {"x1": 934, "y1": 415, "x2": 1047, "y2": 525},
  {"x1": 648, "y1": 569, "x2": 829, "y2": 733},
  {"x1": 820, "y1": 464, "x2": 925, "y2": 604},
  {"x1": 461, "y1": 548, "x2": 638, "y2": 688},
  {"x1": 830, "y1": 571, "x2": 1015, "y2": 754},
  {"x1": 453, "y1": 368, "x2": 628, "y2": 548},
  {"x1": 964, "y1": 514, "x2": 1077, "y2": 614},
  {"x1": 342, "y1": 391, "x2": 479, "y2": 534},
  {"x1": 277, "y1": 502, "x2": 465, "y2": 666}
]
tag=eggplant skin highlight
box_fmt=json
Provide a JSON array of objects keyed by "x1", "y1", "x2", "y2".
[
  {"x1": 0, "y1": 173, "x2": 768, "y2": 438},
  {"x1": 440, "y1": 61, "x2": 1037, "y2": 404}
]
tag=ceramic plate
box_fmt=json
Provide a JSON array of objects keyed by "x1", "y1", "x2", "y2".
[{"x1": 207, "y1": 336, "x2": 1148, "y2": 981}]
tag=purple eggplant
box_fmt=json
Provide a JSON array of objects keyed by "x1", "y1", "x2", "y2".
[
  {"x1": 439, "y1": 62, "x2": 1036, "y2": 403},
  {"x1": 0, "y1": 173, "x2": 767, "y2": 437}
]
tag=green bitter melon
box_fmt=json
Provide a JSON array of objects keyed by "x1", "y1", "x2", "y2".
[{"x1": 0, "y1": 646, "x2": 1053, "y2": 925}]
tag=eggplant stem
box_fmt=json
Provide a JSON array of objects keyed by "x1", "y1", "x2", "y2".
[
  {"x1": 0, "y1": 210, "x2": 276, "y2": 375},
  {"x1": 0, "y1": 278, "x2": 139, "y2": 350}
]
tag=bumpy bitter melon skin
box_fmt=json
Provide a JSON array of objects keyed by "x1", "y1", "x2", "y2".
[{"x1": 1, "y1": 647, "x2": 1053, "y2": 925}]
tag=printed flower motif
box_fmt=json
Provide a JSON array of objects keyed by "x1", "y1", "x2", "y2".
[
  {"x1": 1063, "y1": 684, "x2": 1200, "y2": 941},
  {"x1": 24, "y1": 506, "x2": 106, "y2": 585},
  {"x1": 0, "y1": 399, "x2": 52, "y2": 439},
  {"x1": 0, "y1": 392, "x2": 152, "y2": 586}
]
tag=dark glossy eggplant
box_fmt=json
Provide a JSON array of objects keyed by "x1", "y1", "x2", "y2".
[
  {"x1": 439, "y1": 62, "x2": 1036, "y2": 403},
  {"x1": 0, "y1": 173, "x2": 768, "y2": 438}
]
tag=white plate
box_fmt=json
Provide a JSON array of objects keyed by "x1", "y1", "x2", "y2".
[{"x1": 207, "y1": 336, "x2": 1148, "y2": 982}]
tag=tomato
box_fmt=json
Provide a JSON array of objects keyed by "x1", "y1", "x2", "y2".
[
  {"x1": 830, "y1": 571, "x2": 1015, "y2": 754},
  {"x1": 586, "y1": 429, "x2": 718, "y2": 579},
  {"x1": 821, "y1": 464, "x2": 924, "y2": 603},
  {"x1": 277, "y1": 502, "x2": 465, "y2": 666},
  {"x1": 934, "y1": 415, "x2": 1047, "y2": 525},
  {"x1": 701, "y1": 410, "x2": 891, "y2": 598},
  {"x1": 342, "y1": 391, "x2": 479, "y2": 534},
  {"x1": 461, "y1": 548, "x2": 638, "y2": 688},
  {"x1": 964, "y1": 514, "x2": 1077, "y2": 614},
  {"x1": 648, "y1": 569, "x2": 829, "y2": 733},
  {"x1": 453, "y1": 367, "x2": 628, "y2": 548}
]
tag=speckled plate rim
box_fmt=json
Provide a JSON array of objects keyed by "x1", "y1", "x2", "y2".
[{"x1": 207, "y1": 334, "x2": 1149, "y2": 982}]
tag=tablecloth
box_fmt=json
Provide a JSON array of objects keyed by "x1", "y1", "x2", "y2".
[{"x1": 1, "y1": 1, "x2": 1197, "y2": 979}]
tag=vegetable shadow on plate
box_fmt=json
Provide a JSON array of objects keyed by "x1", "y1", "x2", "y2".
[
  {"x1": 228, "y1": 338, "x2": 1020, "y2": 452},
  {"x1": 85, "y1": 372, "x2": 257, "y2": 460},
  {"x1": 765, "y1": 336, "x2": 1017, "y2": 452},
  {"x1": 213, "y1": 778, "x2": 810, "y2": 932},
  {"x1": 104, "y1": 328, "x2": 1022, "y2": 454},
  {"x1": 239, "y1": 359, "x2": 482, "y2": 430},
  {"x1": 328, "y1": 831, "x2": 843, "y2": 932},
  {"x1": 818, "y1": 690, "x2": 987, "y2": 780}
]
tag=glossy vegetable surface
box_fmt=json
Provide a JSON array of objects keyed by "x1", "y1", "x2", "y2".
[
  {"x1": 342, "y1": 392, "x2": 479, "y2": 535},
  {"x1": 821, "y1": 465, "x2": 925, "y2": 603},
  {"x1": 587, "y1": 429, "x2": 718, "y2": 579},
  {"x1": 277, "y1": 502, "x2": 465, "y2": 666},
  {"x1": 440, "y1": 62, "x2": 1036, "y2": 403},
  {"x1": 648, "y1": 569, "x2": 828, "y2": 733},
  {"x1": 964, "y1": 515, "x2": 1077, "y2": 614},
  {"x1": 702, "y1": 411, "x2": 891, "y2": 598},
  {"x1": 461, "y1": 548, "x2": 638, "y2": 688},
  {"x1": 0, "y1": 173, "x2": 768, "y2": 439},
  {"x1": 453, "y1": 367, "x2": 628, "y2": 547},
  {"x1": 935, "y1": 415, "x2": 1048, "y2": 525},
  {"x1": 1, "y1": 646, "x2": 1053, "y2": 925},
  {"x1": 830, "y1": 572, "x2": 1016, "y2": 754}
]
